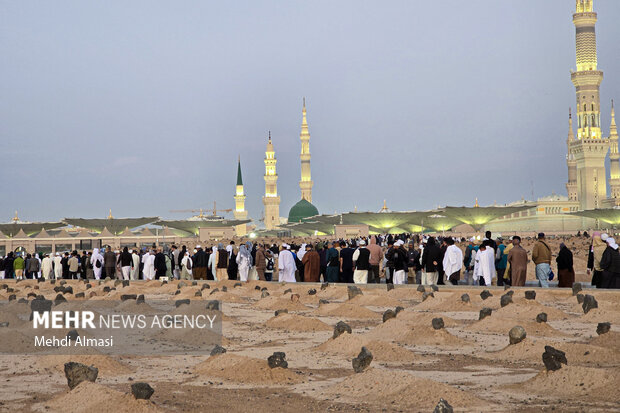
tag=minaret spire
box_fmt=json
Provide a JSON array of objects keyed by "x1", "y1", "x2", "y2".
[
  {"x1": 236, "y1": 155, "x2": 243, "y2": 186},
  {"x1": 299, "y1": 97, "x2": 314, "y2": 203},
  {"x1": 233, "y1": 155, "x2": 248, "y2": 229},
  {"x1": 611, "y1": 99, "x2": 617, "y2": 133}
]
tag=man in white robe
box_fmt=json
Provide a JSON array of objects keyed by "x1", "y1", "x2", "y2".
[
  {"x1": 442, "y1": 238, "x2": 463, "y2": 285},
  {"x1": 131, "y1": 250, "x2": 140, "y2": 280},
  {"x1": 53, "y1": 253, "x2": 63, "y2": 280},
  {"x1": 91, "y1": 248, "x2": 103, "y2": 280},
  {"x1": 278, "y1": 244, "x2": 296, "y2": 283},
  {"x1": 473, "y1": 243, "x2": 496, "y2": 286},
  {"x1": 142, "y1": 250, "x2": 155, "y2": 280},
  {"x1": 41, "y1": 254, "x2": 53, "y2": 280}
]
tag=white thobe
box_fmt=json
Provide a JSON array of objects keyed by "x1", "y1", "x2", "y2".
[
  {"x1": 208, "y1": 251, "x2": 218, "y2": 281},
  {"x1": 278, "y1": 250, "x2": 296, "y2": 283},
  {"x1": 442, "y1": 245, "x2": 464, "y2": 280},
  {"x1": 473, "y1": 247, "x2": 496, "y2": 285},
  {"x1": 131, "y1": 254, "x2": 140, "y2": 280},
  {"x1": 143, "y1": 254, "x2": 155, "y2": 280},
  {"x1": 236, "y1": 254, "x2": 251, "y2": 282},
  {"x1": 41, "y1": 257, "x2": 52, "y2": 279},
  {"x1": 53, "y1": 257, "x2": 62, "y2": 279},
  {"x1": 41, "y1": 257, "x2": 53, "y2": 279}
]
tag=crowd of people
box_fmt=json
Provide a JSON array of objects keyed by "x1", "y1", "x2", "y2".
[{"x1": 0, "y1": 230, "x2": 618, "y2": 288}]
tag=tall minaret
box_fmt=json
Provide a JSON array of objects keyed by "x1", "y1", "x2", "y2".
[
  {"x1": 609, "y1": 101, "x2": 620, "y2": 200},
  {"x1": 299, "y1": 98, "x2": 313, "y2": 202},
  {"x1": 568, "y1": 0, "x2": 608, "y2": 210},
  {"x1": 233, "y1": 155, "x2": 248, "y2": 220},
  {"x1": 566, "y1": 109, "x2": 578, "y2": 201},
  {"x1": 262, "y1": 132, "x2": 280, "y2": 230}
]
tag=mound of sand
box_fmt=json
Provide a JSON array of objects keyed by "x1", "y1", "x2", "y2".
[
  {"x1": 252, "y1": 295, "x2": 310, "y2": 312},
  {"x1": 578, "y1": 307, "x2": 620, "y2": 324},
  {"x1": 492, "y1": 299, "x2": 570, "y2": 320},
  {"x1": 204, "y1": 291, "x2": 248, "y2": 304},
  {"x1": 193, "y1": 353, "x2": 303, "y2": 384},
  {"x1": 589, "y1": 331, "x2": 620, "y2": 351},
  {"x1": 265, "y1": 313, "x2": 331, "y2": 331},
  {"x1": 515, "y1": 365, "x2": 620, "y2": 402},
  {"x1": 37, "y1": 354, "x2": 133, "y2": 375},
  {"x1": 40, "y1": 381, "x2": 161, "y2": 413},
  {"x1": 395, "y1": 325, "x2": 472, "y2": 347},
  {"x1": 316, "y1": 287, "x2": 348, "y2": 301},
  {"x1": 313, "y1": 303, "x2": 379, "y2": 319},
  {"x1": 348, "y1": 294, "x2": 402, "y2": 308},
  {"x1": 483, "y1": 339, "x2": 619, "y2": 366},
  {"x1": 315, "y1": 333, "x2": 419, "y2": 362},
  {"x1": 465, "y1": 317, "x2": 567, "y2": 336},
  {"x1": 385, "y1": 287, "x2": 423, "y2": 300},
  {"x1": 415, "y1": 298, "x2": 479, "y2": 312},
  {"x1": 363, "y1": 318, "x2": 468, "y2": 347},
  {"x1": 394, "y1": 311, "x2": 460, "y2": 327},
  {"x1": 0, "y1": 329, "x2": 40, "y2": 353},
  {"x1": 326, "y1": 368, "x2": 488, "y2": 410}
]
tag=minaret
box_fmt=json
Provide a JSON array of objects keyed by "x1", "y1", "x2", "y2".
[
  {"x1": 299, "y1": 98, "x2": 313, "y2": 202},
  {"x1": 262, "y1": 132, "x2": 280, "y2": 230},
  {"x1": 568, "y1": 0, "x2": 608, "y2": 210},
  {"x1": 233, "y1": 156, "x2": 248, "y2": 220},
  {"x1": 609, "y1": 101, "x2": 620, "y2": 200},
  {"x1": 566, "y1": 109, "x2": 578, "y2": 201}
]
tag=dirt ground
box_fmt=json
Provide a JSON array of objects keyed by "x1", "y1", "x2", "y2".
[{"x1": 0, "y1": 278, "x2": 618, "y2": 412}]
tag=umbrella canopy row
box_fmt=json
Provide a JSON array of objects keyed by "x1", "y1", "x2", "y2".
[
  {"x1": 279, "y1": 204, "x2": 536, "y2": 235},
  {"x1": 569, "y1": 209, "x2": 620, "y2": 225},
  {"x1": 0, "y1": 216, "x2": 251, "y2": 238}
]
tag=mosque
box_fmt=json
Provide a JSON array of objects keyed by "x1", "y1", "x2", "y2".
[
  {"x1": 232, "y1": 98, "x2": 320, "y2": 233},
  {"x1": 247, "y1": 0, "x2": 619, "y2": 235}
]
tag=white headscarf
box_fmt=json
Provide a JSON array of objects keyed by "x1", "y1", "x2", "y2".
[
  {"x1": 181, "y1": 251, "x2": 192, "y2": 268},
  {"x1": 239, "y1": 244, "x2": 251, "y2": 260},
  {"x1": 606, "y1": 238, "x2": 618, "y2": 250},
  {"x1": 91, "y1": 248, "x2": 102, "y2": 265}
]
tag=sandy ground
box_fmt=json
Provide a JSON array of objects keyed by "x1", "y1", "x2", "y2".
[{"x1": 0, "y1": 278, "x2": 618, "y2": 412}]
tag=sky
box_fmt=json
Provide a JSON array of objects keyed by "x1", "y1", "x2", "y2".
[{"x1": 1, "y1": 0, "x2": 619, "y2": 225}]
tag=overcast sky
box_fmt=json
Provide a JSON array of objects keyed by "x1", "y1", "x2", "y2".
[{"x1": 2, "y1": 0, "x2": 619, "y2": 225}]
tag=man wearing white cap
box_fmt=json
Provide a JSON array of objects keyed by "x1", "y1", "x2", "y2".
[
  {"x1": 352, "y1": 239, "x2": 370, "y2": 284},
  {"x1": 53, "y1": 252, "x2": 63, "y2": 280},
  {"x1": 278, "y1": 244, "x2": 296, "y2": 283},
  {"x1": 386, "y1": 240, "x2": 408, "y2": 284},
  {"x1": 41, "y1": 253, "x2": 53, "y2": 280}
]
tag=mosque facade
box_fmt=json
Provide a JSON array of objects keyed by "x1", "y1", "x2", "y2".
[{"x1": 488, "y1": 0, "x2": 617, "y2": 233}]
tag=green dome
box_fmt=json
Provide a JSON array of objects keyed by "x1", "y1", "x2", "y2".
[{"x1": 288, "y1": 198, "x2": 319, "y2": 223}]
